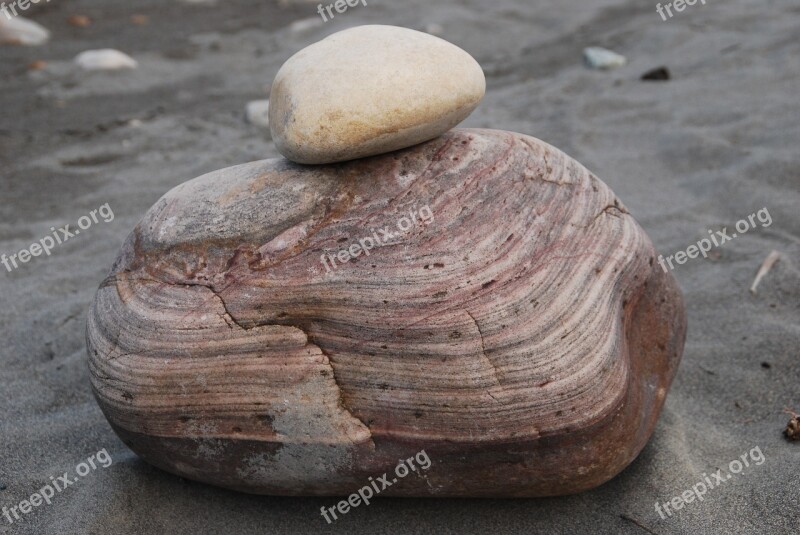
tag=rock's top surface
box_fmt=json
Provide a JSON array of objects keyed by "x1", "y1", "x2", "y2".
[{"x1": 269, "y1": 25, "x2": 485, "y2": 164}]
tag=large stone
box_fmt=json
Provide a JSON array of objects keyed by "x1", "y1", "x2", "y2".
[
  {"x1": 87, "y1": 129, "x2": 686, "y2": 497},
  {"x1": 268, "y1": 25, "x2": 485, "y2": 164}
]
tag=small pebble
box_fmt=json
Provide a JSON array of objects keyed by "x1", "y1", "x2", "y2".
[
  {"x1": 583, "y1": 47, "x2": 627, "y2": 70},
  {"x1": 245, "y1": 100, "x2": 270, "y2": 128},
  {"x1": 0, "y1": 16, "x2": 50, "y2": 46},
  {"x1": 785, "y1": 409, "x2": 800, "y2": 441},
  {"x1": 131, "y1": 14, "x2": 149, "y2": 25},
  {"x1": 68, "y1": 15, "x2": 92, "y2": 28},
  {"x1": 75, "y1": 49, "x2": 138, "y2": 70},
  {"x1": 424, "y1": 23, "x2": 444, "y2": 36},
  {"x1": 641, "y1": 66, "x2": 671, "y2": 81}
]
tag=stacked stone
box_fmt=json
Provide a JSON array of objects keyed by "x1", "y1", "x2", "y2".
[
  {"x1": 86, "y1": 24, "x2": 686, "y2": 498},
  {"x1": 269, "y1": 25, "x2": 486, "y2": 164}
]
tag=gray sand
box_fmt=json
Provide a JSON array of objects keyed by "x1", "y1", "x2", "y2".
[{"x1": 1, "y1": 0, "x2": 798, "y2": 533}]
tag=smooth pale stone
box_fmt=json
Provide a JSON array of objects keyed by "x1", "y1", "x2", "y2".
[
  {"x1": 583, "y1": 47, "x2": 627, "y2": 69},
  {"x1": 0, "y1": 16, "x2": 50, "y2": 46},
  {"x1": 75, "y1": 49, "x2": 138, "y2": 70},
  {"x1": 269, "y1": 25, "x2": 485, "y2": 164},
  {"x1": 245, "y1": 99, "x2": 270, "y2": 128}
]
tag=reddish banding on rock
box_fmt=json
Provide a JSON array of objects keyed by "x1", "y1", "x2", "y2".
[{"x1": 86, "y1": 129, "x2": 686, "y2": 497}]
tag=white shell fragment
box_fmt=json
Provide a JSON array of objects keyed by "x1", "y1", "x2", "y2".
[
  {"x1": 0, "y1": 16, "x2": 50, "y2": 46},
  {"x1": 245, "y1": 100, "x2": 270, "y2": 128},
  {"x1": 75, "y1": 49, "x2": 138, "y2": 71},
  {"x1": 583, "y1": 47, "x2": 627, "y2": 70},
  {"x1": 750, "y1": 250, "x2": 781, "y2": 294},
  {"x1": 288, "y1": 17, "x2": 324, "y2": 34}
]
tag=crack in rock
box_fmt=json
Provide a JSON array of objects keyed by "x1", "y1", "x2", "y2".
[
  {"x1": 113, "y1": 273, "x2": 375, "y2": 447},
  {"x1": 466, "y1": 310, "x2": 502, "y2": 389},
  {"x1": 199, "y1": 280, "x2": 374, "y2": 448}
]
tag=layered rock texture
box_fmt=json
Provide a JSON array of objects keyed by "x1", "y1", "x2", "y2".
[{"x1": 87, "y1": 129, "x2": 686, "y2": 496}]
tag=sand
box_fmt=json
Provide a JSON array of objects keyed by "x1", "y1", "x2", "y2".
[{"x1": 0, "y1": 0, "x2": 798, "y2": 533}]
